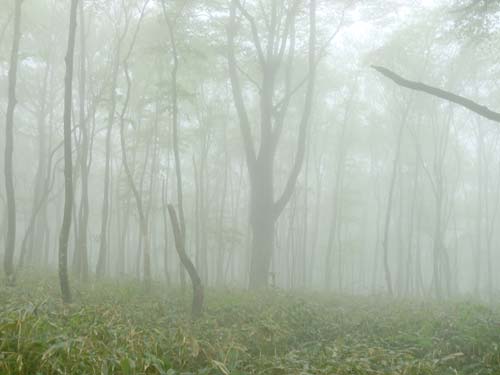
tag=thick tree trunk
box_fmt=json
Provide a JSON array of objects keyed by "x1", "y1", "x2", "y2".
[
  {"x1": 58, "y1": 0, "x2": 79, "y2": 304},
  {"x1": 248, "y1": 157, "x2": 275, "y2": 288},
  {"x1": 228, "y1": 0, "x2": 317, "y2": 288}
]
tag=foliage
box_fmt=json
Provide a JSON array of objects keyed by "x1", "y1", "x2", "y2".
[{"x1": 0, "y1": 276, "x2": 499, "y2": 374}]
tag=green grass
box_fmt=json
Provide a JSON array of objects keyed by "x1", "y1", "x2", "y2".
[{"x1": 1, "y1": 276, "x2": 499, "y2": 374}]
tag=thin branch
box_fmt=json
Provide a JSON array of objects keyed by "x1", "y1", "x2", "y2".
[
  {"x1": 234, "y1": 0, "x2": 266, "y2": 66},
  {"x1": 274, "y1": 0, "x2": 317, "y2": 217},
  {"x1": 274, "y1": 2, "x2": 348, "y2": 112},
  {"x1": 227, "y1": 0, "x2": 257, "y2": 170}
]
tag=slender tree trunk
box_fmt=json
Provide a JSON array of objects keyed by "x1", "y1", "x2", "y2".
[
  {"x1": 20, "y1": 57, "x2": 50, "y2": 269},
  {"x1": 301, "y1": 137, "x2": 310, "y2": 287},
  {"x1": 325, "y1": 119, "x2": 349, "y2": 289},
  {"x1": 161, "y1": 177, "x2": 171, "y2": 285},
  {"x1": 117, "y1": 190, "x2": 132, "y2": 276},
  {"x1": 193, "y1": 157, "x2": 201, "y2": 279},
  {"x1": 76, "y1": 0, "x2": 89, "y2": 282},
  {"x1": 381, "y1": 106, "x2": 410, "y2": 296},
  {"x1": 168, "y1": 205, "x2": 204, "y2": 318},
  {"x1": 162, "y1": 4, "x2": 202, "y2": 304},
  {"x1": 96, "y1": 39, "x2": 122, "y2": 279},
  {"x1": 405, "y1": 151, "x2": 419, "y2": 296},
  {"x1": 308, "y1": 148, "x2": 323, "y2": 287},
  {"x1": 474, "y1": 121, "x2": 484, "y2": 294},
  {"x1": 3, "y1": 0, "x2": 22, "y2": 285},
  {"x1": 432, "y1": 187, "x2": 444, "y2": 299},
  {"x1": 216, "y1": 123, "x2": 229, "y2": 287},
  {"x1": 58, "y1": 0, "x2": 79, "y2": 303},
  {"x1": 119, "y1": 63, "x2": 151, "y2": 286}
]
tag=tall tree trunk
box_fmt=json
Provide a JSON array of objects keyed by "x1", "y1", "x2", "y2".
[
  {"x1": 119, "y1": 64, "x2": 151, "y2": 286},
  {"x1": 162, "y1": 3, "x2": 203, "y2": 308},
  {"x1": 216, "y1": 123, "x2": 229, "y2": 287},
  {"x1": 19, "y1": 58, "x2": 50, "y2": 269},
  {"x1": 474, "y1": 121, "x2": 484, "y2": 294},
  {"x1": 58, "y1": 0, "x2": 79, "y2": 303},
  {"x1": 116, "y1": 0, "x2": 151, "y2": 286},
  {"x1": 381, "y1": 105, "x2": 410, "y2": 296},
  {"x1": 3, "y1": 0, "x2": 22, "y2": 285},
  {"x1": 161, "y1": 177, "x2": 171, "y2": 285},
  {"x1": 324, "y1": 93, "x2": 351, "y2": 290},
  {"x1": 228, "y1": 0, "x2": 317, "y2": 288},
  {"x1": 76, "y1": 0, "x2": 89, "y2": 282},
  {"x1": 308, "y1": 146, "x2": 323, "y2": 287},
  {"x1": 97, "y1": 51, "x2": 120, "y2": 279},
  {"x1": 96, "y1": 17, "x2": 128, "y2": 279}
]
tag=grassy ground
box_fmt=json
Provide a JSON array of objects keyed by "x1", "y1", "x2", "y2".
[{"x1": 1, "y1": 276, "x2": 499, "y2": 374}]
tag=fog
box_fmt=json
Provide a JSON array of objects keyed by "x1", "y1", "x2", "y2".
[
  {"x1": 2, "y1": 0, "x2": 500, "y2": 300},
  {"x1": 3, "y1": 1, "x2": 500, "y2": 373}
]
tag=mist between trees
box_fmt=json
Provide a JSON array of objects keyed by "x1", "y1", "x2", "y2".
[{"x1": 1, "y1": 0, "x2": 500, "y2": 306}]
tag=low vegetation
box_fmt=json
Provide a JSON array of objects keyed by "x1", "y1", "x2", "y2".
[{"x1": 1, "y1": 276, "x2": 499, "y2": 374}]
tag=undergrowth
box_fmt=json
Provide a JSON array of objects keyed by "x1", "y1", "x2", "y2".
[{"x1": 0, "y1": 276, "x2": 499, "y2": 374}]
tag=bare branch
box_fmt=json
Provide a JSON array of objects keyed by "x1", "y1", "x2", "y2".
[
  {"x1": 234, "y1": 0, "x2": 266, "y2": 66},
  {"x1": 372, "y1": 65, "x2": 500, "y2": 123},
  {"x1": 274, "y1": 0, "x2": 317, "y2": 217},
  {"x1": 227, "y1": 0, "x2": 257, "y2": 170}
]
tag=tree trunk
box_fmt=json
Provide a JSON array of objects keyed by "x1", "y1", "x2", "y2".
[
  {"x1": 161, "y1": 2, "x2": 203, "y2": 297},
  {"x1": 216, "y1": 123, "x2": 229, "y2": 287},
  {"x1": 58, "y1": 0, "x2": 79, "y2": 303},
  {"x1": 96, "y1": 34, "x2": 122, "y2": 279},
  {"x1": 381, "y1": 105, "x2": 410, "y2": 296},
  {"x1": 161, "y1": 177, "x2": 171, "y2": 285},
  {"x1": 168, "y1": 205, "x2": 204, "y2": 319},
  {"x1": 3, "y1": 0, "x2": 22, "y2": 285},
  {"x1": 248, "y1": 155, "x2": 275, "y2": 288},
  {"x1": 228, "y1": 0, "x2": 317, "y2": 288},
  {"x1": 119, "y1": 63, "x2": 151, "y2": 287},
  {"x1": 76, "y1": 0, "x2": 89, "y2": 282}
]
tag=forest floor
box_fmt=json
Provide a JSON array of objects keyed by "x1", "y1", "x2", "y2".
[{"x1": 1, "y1": 275, "x2": 499, "y2": 374}]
